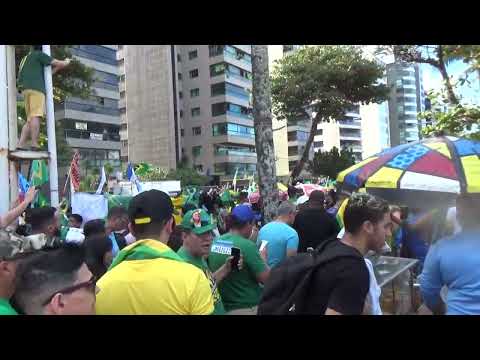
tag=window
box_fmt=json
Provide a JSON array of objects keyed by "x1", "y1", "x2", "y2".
[
  {"x1": 180, "y1": 129, "x2": 185, "y2": 137},
  {"x1": 192, "y1": 126, "x2": 201, "y2": 136},
  {"x1": 178, "y1": 73, "x2": 182, "y2": 81},
  {"x1": 182, "y1": 147, "x2": 185, "y2": 154},
  {"x1": 212, "y1": 102, "x2": 251, "y2": 117},
  {"x1": 188, "y1": 50, "x2": 198, "y2": 60},
  {"x1": 211, "y1": 82, "x2": 248, "y2": 99},
  {"x1": 177, "y1": 54, "x2": 181, "y2": 62},
  {"x1": 192, "y1": 145, "x2": 202, "y2": 157},
  {"x1": 315, "y1": 129, "x2": 323, "y2": 136},
  {"x1": 179, "y1": 91, "x2": 183, "y2": 99},
  {"x1": 190, "y1": 88, "x2": 200, "y2": 97},
  {"x1": 314, "y1": 141, "x2": 324, "y2": 148},
  {"x1": 179, "y1": 110, "x2": 183, "y2": 118},
  {"x1": 191, "y1": 107, "x2": 201, "y2": 117},
  {"x1": 211, "y1": 82, "x2": 226, "y2": 97},
  {"x1": 283, "y1": 45, "x2": 294, "y2": 53},
  {"x1": 194, "y1": 164, "x2": 203, "y2": 172},
  {"x1": 297, "y1": 131, "x2": 309, "y2": 141},
  {"x1": 212, "y1": 123, "x2": 254, "y2": 138},
  {"x1": 209, "y1": 45, "x2": 224, "y2": 57},
  {"x1": 287, "y1": 132, "x2": 297, "y2": 141},
  {"x1": 288, "y1": 146, "x2": 299, "y2": 156},
  {"x1": 189, "y1": 69, "x2": 199, "y2": 78},
  {"x1": 210, "y1": 63, "x2": 227, "y2": 77}
]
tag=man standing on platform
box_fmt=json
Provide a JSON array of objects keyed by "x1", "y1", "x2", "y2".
[{"x1": 17, "y1": 45, "x2": 71, "y2": 151}]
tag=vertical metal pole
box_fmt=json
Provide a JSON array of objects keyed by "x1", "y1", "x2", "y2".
[
  {"x1": 43, "y1": 45, "x2": 59, "y2": 207},
  {"x1": 6, "y1": 45, "x2": 18, "y2": 207},
  {"x1": 0, "y1": 45, "x2": 9, "y2": 214}
]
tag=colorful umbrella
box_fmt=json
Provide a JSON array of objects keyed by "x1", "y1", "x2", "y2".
[{"x1": 337, "y1": 136, "x2": 480, "y2": 208}]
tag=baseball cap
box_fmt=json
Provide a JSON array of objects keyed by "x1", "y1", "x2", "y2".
[
  {"x1": 180, "y1": 209, "x2": 216, "y2": 235},
  {"x1": 128, "y1": 190, "x2": 174, "y2": 226},
  {"x1": 0, "y1": 229, "x2": 32, "y2": 260},
  {"x1": 232, "y1": 204, "x2": 255, "y2": 223}
]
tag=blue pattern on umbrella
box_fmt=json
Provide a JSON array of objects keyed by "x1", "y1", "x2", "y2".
[{"x1": 387, "y1": 145, "x2": 430, "y2": 170}]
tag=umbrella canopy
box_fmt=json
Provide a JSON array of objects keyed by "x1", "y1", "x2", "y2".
[{"x1": 337, "y1": 136, "x2": 480, "y2": 208}]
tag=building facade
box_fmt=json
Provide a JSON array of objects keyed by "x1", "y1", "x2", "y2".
[
  {"x1": 386, "y1": 62, "x2": 425, "y2": 146},
  {"x1": 118, "y1": 45, "x2": 128, "y2": 163},
  {"x1": 55, "y1": 45, "x2": 121, "y2": 175},
  {"x1": 122, "y1": 45, "x2": 255, "y2": 181},
  {"x1": 123, "y1": 45, "x2": 180, "y2": 169},
  {"x1": 313, "y1": 106, "x2": 364, "y2": 162}
]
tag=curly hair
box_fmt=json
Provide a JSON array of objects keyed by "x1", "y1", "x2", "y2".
[{"x1": 344, "y1": 193, "x2": 390, "y2": 234}]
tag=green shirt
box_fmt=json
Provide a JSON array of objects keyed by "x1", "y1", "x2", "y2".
[
  {"x1": 208, "y1": 233, "x2": 267, "y2": 312},
  {"x1": 17, "y1": 50, "x2": 53, "y2": 95},
  {"x1": 177, "y1": 246, "x2": 226, "y2": 315},
  {"x1": 0, "y1": 298, "x2": 18, "y2": 316}
]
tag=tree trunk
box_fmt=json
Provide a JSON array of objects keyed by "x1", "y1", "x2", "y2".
[
  {"x1": 251, "y1": 45, "x2": 278, "y2": 223},
  {"x1": 290, "y1": 113, "x2": 320, "y2": 181},
  {"x1": 437, "y1": 45, "x2": 460, "y2": 105}
]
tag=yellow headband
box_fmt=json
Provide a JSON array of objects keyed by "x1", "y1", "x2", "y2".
[{"x1": 134, "y1": 217, "x2": 151, "y2": 225}]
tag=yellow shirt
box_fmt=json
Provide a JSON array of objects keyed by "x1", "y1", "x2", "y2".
[{"x1": 95, "y1": 240, "x2": 214, "y2": 315}]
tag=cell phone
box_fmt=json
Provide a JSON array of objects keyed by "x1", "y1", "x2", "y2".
[
  {"x1": 230, "y1": 247, "x2": 241, "y2": 271},
  {"x1": 259, "y1": 240, "x2": 268, "y2": 252}
]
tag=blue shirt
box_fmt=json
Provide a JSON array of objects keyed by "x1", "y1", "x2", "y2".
[
  {"x1": 420, "y1": 229, "x2": 480, "y2": 315},
  {"x1": 257, "y1": 221, "x2": 299, "y2": 268}
]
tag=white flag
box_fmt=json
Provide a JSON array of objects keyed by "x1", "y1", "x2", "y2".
[{"x1": 95, "y1": 166, "x2": 107, "y2": 195}]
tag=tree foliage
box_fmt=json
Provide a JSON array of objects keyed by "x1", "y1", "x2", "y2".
[
  {"x1": 310, "y1": 147, "x2": 356, "y2": 180},
  {"x1": 271, "y1": 45, "x2": 389, "y2": 180}
]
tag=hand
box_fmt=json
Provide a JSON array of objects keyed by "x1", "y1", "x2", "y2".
[
  {"x1": 225, "y1": 254, "x2": 244, "y2": 272},
  {"x1": 24, "y1": 187, "x2": 38, "y2": 204}
]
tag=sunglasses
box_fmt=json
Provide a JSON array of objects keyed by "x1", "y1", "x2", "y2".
[{"x1": 42, "y1": 276, "x2": 97, "y2": 306}]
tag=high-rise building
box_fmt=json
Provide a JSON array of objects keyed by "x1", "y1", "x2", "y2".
[
  {"x1": 313, "y1": 106, "x2": 364, "y2": 162},
  {"x1": 55, "y1": 45, "x2": 121, "y2": 174},
  {"x1": 386, "y1": 62, "x2": 425, "y2": 146},
  {"x1": 122, "y1": 45, "x2": 255, "y2": 181},
  {"x1": 360, "y1": 101, "x2": 390, "y2": 159},
  {"x1": 123, "y1": 45, "x2": 180, "y2": 169},
  {"x1": 117, "y1": 45, "x2": 128, "y2": 163}
]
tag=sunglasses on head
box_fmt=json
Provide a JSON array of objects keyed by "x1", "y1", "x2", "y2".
[{"x1": 42, "y1": 276, "x2": 97, "y2": 306}]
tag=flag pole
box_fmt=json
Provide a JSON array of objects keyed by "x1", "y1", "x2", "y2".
[{"x1": 43, "y1": 45, "x2": 59, "y2": 207}]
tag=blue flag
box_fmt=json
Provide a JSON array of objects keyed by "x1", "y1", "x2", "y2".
[
  {"x1": 18, "y1": 172, "x2": 30, "y2": 194},
  {"x1": 126, "y1": 163, "x2": 142, "y2": 193}
]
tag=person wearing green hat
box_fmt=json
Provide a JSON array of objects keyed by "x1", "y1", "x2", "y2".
[{"x1": 177, "y1": 209, "x2": 240, "y2": 315}]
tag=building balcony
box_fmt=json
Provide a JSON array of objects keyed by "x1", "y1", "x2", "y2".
[
  {"x1": 338, "y1": 120, "x2": 361, "y2": 128},
  {"x1": 65, "y1": 129, "x2": 121, "y2": 142},
  {"x1": 214, "y1": 153, "x2": 257, "y2": 164},
  {"x1": 119, "y1": 97, "x2": 126, "y2": 109},
  {"x1": 232, "y1": 45, "x2": 252, "y2": 54},
  {"x1": 224, "y1": 52, "x2": 252, "y2": 71},
  {"x1": 119, "y1": 81, "x2": 125, "y2": 93},
  {"x1": 339, "y1": 134, "x2": 362, "y2": 141},
  {"x1": 211, "y1": 134, "x2": 255, "y2": 146}
]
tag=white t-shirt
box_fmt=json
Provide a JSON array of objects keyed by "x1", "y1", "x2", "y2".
[
  {"x1": 364, "y1": 258, "x2": 382, "y2": 315},
  {"x1": 446, "y1": 207, "x2": 462, "y2": 235}
]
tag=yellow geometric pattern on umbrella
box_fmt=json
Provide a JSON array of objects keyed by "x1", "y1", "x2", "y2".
[
  {"x1": 424, "y1": 142, "x2": 451, "y2": 159},
  {"x1": 337, "y1": 156, "x2": 378, "y2": 183},
  {"x1": 365, "y1": 167, "x2": 403, "y2": 189},
  {"x1": 461, "y1": 155, "x2": 480, "y2": 193}
]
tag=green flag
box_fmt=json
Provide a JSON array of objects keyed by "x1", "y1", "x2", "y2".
[
  {"x1": 33, "y1": 191, "x2": 50, "y2": 208},
  {"x1": 30, "y1": 160, "x2": 49, "y2": 187}
]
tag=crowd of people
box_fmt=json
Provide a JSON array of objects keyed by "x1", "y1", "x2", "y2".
[{"x1": 1, "y1": 181, "x2": 479, "y2": 316}]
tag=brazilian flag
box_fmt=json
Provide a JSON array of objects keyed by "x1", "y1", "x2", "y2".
[{"x1": 30, "y1": 160, "x2": 49, "y2": 187}]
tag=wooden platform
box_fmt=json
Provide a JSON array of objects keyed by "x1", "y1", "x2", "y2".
[{"x1": 8, "y1": 149, "x2": 50, "y2": 161}]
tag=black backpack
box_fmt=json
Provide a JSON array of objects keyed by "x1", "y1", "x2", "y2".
[{"x1": 257, "y1": 238, "x2": 358, "y2": 315}]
